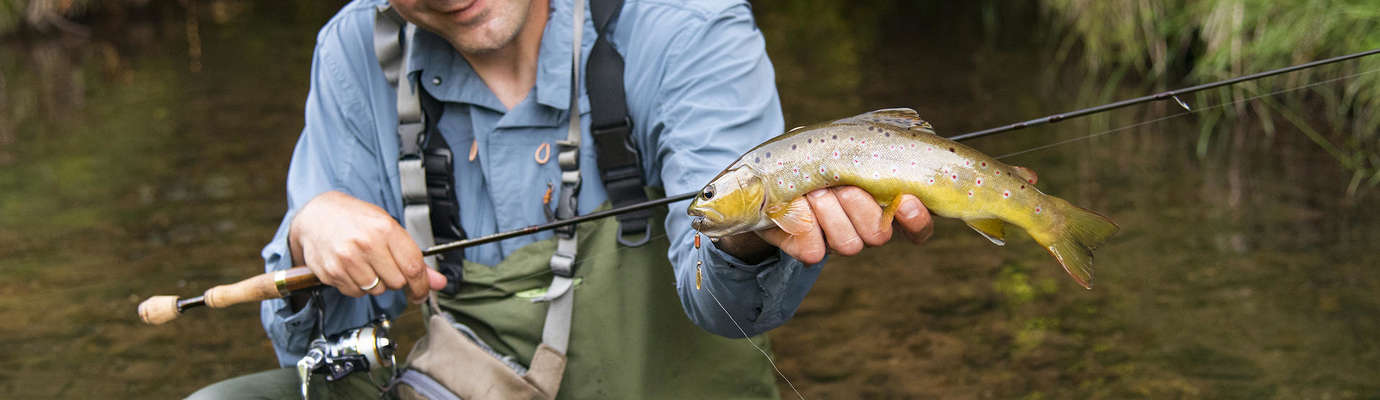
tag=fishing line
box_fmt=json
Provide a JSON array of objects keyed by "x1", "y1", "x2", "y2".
[
  {"x1": 993, "y1": 67, "x2": 1380, "y2": 160},
  {"x1": 701, "y1": 268, "x2": 807, "y2": 400}
]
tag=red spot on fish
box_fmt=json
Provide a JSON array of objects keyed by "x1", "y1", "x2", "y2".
[
  {"x1": 1035, "y1": 206, "x2": 1042, "y2": 214},
  {"x1": 1020, "y1": 185, "x2": 1026, "y2": 189},
  {"x1": 950, "y1": 174, "x2": 958, "y2": 182},
  {"x1": 871, "y1": 152, "x2": 880, "y2": 159},
  {"x1": 976, "y1": 178, "x2": 984, "y2": 186},
  {"x1": 965, "y1": 160, "x2": 973, "y2": 167},
  {"x1": 831, "y1": 150, "x2": 841, "y2": 159},
  {"x1": 777, "y1": 179, "x2": 784, "y2": 186},
  {"x1": 1002, "y1": 190, "x2": 1011, "y2": 198},
  {"x1": 1028, "y1": 178, "x2": 1035, "y2": 184},
  {"x1": 909, "y1": 143, "x2": 917, "y2": 149},
  {"x1": 927, "y1": 177, "x2": 935, "y2": 184},
  {"x1": 967, "y1": 190, "x2": 974, "y2": 198},
  {"x1": 872, "y1": 171, "x2": 880, "y2": 179},
  {"x1": 995, "y1": 171, "x2": 1002, "y2": 176},
  {"x1": 792, "y1": 167, "x2": 800, "y2": 175},
  {"x1": 853, "y1": 158, "x2": 862, "y2": 166},
  {"x1": 833, "y1": 174, "x2": 840, "y2": 181},
  {"x1": 891, "y1": 167, "x2": 899, "y2": 174},
  {"x1": 849, "y1": 137, "x2": 855, "y2": 142},
  {"x1": 789, "y1": 184, "x2": 795, "y2": 190},
  {"x1": 818, "y1": 166, "x2": 827, "y2": 174},
  {"x1": 910, "y1": 161, "x2": 917, "y2": 167},
  {"x1": 980, "y1": 162, "x2": 987, "y2": 167}
]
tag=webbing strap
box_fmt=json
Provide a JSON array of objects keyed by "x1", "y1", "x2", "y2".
[
  {"x1": 532, "y1": 0, "x2": 586, "y2": 358},
  {"x1": 375, "y1": 6, "x2": 444, "y2": 314},
  {"x1": 587, "y1": 0, "x2": 650, "y2": 247}
]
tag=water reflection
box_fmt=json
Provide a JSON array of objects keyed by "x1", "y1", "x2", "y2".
[{"x1": 1, "y1": 0, "x2": 1377, "y2": 398}]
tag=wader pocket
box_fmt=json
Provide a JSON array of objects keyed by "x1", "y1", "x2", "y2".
[{"x1": 393, "y1": 314, "x2": 565, "y2": 400}]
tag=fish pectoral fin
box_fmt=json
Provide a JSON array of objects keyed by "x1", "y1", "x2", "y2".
[
  {"x1": 879, "y1": 194, "x2": 908, "y2": 226},
  {"x1": 766, "y1": 197, "x2": 816, "y2": 236},
  {"x1": 964, "y1": 218, "x2": 1007, "y2": 246},
  {"x1": 1012, "y1": 166, "x2": 1039, "y2": 185}
]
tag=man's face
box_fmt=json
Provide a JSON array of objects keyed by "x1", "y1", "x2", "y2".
[{"x1": 390, "y1": 0, "x2": 535, "y2": 54}]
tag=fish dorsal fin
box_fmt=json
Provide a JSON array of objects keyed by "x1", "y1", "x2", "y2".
[
  {"x1": 765, "y1": 197, "x2": 815, "y2": 236},
  {"x1": 964, "y1": 218, "x2": 1007, "y2": 246},
  {"x1": 834, "y1": 108, "x2": 935, "y2": 133},
  {"x1": 1011, "y1": 166, "x2": 1038, "y2": 185}
]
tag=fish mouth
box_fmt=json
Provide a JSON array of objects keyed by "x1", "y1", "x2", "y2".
[{"x1": 688, "y1": 207, "x2": 726, "y2": 233}]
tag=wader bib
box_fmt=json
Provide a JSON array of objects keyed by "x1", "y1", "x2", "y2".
[{"x1": 397, "y1": 203, "x2": 780, "y2": 399}]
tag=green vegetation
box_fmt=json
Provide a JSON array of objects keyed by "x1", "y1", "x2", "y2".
[{"x1": 1041, "y1": 0, "x2": 1380, "y2": 195}]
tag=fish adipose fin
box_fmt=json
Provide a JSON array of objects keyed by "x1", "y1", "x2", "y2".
[
  {"x1": 767, "y1": 197, "x2": 815, "y2": 236},
  {"x1": 833, "y1": 108, "x2": 934, "y2": 133},
  {"x1": 964, "y1": 218, "x2": 1007, "y2": 246},
  {"x1": 1039, "y1": 202, "x2": 1119, "y2": 289}
]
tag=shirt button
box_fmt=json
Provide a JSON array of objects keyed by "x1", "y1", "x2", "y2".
[{"x1": 432, "y1": 76, "x2": 442, "y2": 85}]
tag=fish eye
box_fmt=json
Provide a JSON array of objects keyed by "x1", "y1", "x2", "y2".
[{"x1": 701, "y1": 185, "x2": 716, "y2": 200}]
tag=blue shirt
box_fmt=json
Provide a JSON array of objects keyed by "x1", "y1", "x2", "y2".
[{"x1": 260, "y1": 0, "x2": 823, "y2": 365}]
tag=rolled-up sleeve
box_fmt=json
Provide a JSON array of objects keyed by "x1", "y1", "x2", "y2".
[
  {"x1": 646, "y1": 3, "x2": 824, "y2": 338},
  {"x1": 259, "y1": 8, "x2": 406, "y2": 367}
]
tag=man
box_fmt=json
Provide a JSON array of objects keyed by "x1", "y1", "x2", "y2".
[{"x1": 192, "y1": 0, "x2": 933, "y2": 397}]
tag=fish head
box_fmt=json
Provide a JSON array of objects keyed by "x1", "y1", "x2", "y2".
[{"x1": 687, "y1": 165, "x2": 768, "y2": 238}]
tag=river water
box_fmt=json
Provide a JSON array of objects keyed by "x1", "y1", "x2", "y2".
[{"x1": 1, "y1": 1, "x2": 1376, "y2": 398}]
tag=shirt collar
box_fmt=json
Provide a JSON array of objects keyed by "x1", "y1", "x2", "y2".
[{"x1": 404, "y1": 0, "x2": 593, "y2": 126}]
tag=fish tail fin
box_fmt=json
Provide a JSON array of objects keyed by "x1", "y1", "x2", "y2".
[{"x1": 1039, "y1": 201, "x2": 1119, "y2": 289}]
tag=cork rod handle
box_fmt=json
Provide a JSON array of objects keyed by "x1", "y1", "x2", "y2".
[
  {"x1": 137, "y1": 267, "x2": 321, "y2": 325},
  {"x1": 205, "y1": 266, "x2": 319, "y2": 307}
]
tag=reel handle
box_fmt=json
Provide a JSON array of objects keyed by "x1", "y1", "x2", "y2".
[{"x1": 138, "y1": 266, "x2": 321, "y2": 325}]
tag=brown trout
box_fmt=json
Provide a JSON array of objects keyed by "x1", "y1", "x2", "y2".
[{"x1": 687, "y1": 108, "x2": 1118, "y2": 288}]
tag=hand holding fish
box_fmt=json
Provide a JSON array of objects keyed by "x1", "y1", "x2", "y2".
[
  {"x1": 751, "y1": 187, "x2": 934, "y2": 264},
  {"x1": 689, "y1": 109, "x2": 1118, "y2": 288}
]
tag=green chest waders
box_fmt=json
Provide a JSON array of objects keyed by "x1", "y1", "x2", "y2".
[{"x1": 422, "y1": 203, "x2": 781, "y2": 399}]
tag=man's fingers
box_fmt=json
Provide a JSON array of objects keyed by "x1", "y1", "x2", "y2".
[
  {"x1": 356, "y1": 241, "x2": 402, "y2": 298},
  {"x1": 834, "y1": 186, "x2": 892, "y2": 246},
  {"x1": 757, "y1": 222, "x2": 826, "y2": 264},
  {"x1": 333, "y1": 242, "x2": 381, "y2": 298},
  {"x1": 426, "y1": 269, "x2": 447, "y2": 291},
  {"x1": 806, "y1": 188, "x2": 863, "y2": 255},
  {"x1": 387, "y1": 228, "x2": 433, "y2": 302},
  {"x1": 894, "y1": 195, "x2": 935, "y2": 245}
]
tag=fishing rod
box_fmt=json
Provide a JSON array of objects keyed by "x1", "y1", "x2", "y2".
[{"x1": 138, "y1": 47, "x2": 1380, "y2": 325}]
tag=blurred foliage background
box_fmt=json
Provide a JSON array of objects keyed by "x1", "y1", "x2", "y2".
[{"x1": 1040, "y1": 0, "x2": 1380, "y2": 195}]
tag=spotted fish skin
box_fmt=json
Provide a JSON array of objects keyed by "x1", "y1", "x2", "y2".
[{"x1": 687, "y1": 108, "x2": 1118, "y2": 288}]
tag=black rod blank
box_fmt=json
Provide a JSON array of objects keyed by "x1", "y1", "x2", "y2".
[{"x1": 424, "y1": 48, "x2": 1380, "y2": 255}]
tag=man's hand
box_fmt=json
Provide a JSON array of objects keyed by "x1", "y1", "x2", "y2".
[
  {"x1": 750, "y1": 186, "x2": 934, "y2": 264},
  {"x1": 289, "y1": 191, "x2": 447, "y2": 302}
]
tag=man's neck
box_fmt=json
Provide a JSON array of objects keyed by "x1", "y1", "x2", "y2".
[{"x1": 455, "y1": 0, "x2": 549, "y2": 111}]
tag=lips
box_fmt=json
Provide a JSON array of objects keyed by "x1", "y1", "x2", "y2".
[{"x1": 437, "y1": 0, "x2": 484, "y2": 24}]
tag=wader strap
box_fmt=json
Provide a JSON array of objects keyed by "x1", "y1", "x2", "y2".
[
  {"x1": 587, "y1": 0, "x2": 649, "y2": 247},
  {"x1": 375, "y1": 6, "x2": 445, "y2": 314},
  {"x1": 532, "y1": 0, "x2": 585, "y2": 360}
]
